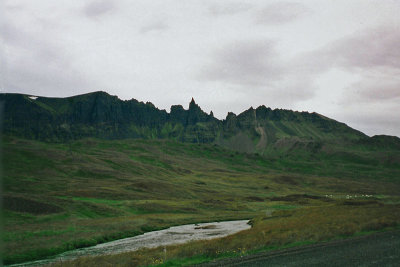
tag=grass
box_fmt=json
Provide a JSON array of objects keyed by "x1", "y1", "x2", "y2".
[
  {"x1": 2, "y1": 136, "x2": 400, "y2": 265},
  {"x1": 51, "y1": 202, "x2": 400, "y2": 266}
]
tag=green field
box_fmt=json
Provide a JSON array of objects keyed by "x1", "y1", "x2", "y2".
[{"x1": 2, "y1": 135, "x2": 400, "y2": 265}]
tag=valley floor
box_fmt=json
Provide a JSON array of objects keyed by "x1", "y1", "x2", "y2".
[{"x1": 2, "y1": 137, "x2": 400, "y2": 265}]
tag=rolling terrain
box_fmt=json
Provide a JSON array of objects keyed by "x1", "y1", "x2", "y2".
[{"x1": 1, "y1": 92, "x2": 400, "y2": 265}]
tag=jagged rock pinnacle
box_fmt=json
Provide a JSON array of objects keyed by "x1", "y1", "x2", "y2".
[{"x1": 189, "y1": 97, "x2": 197, "y2": 110}]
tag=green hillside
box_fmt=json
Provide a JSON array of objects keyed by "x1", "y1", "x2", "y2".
[{"x1": 2, "y1": 136, "x2": 400, "y2": 264}]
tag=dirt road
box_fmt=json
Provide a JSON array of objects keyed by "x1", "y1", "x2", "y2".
[{"x1": 198, "y1": 230, "x2": 400, "y2": 266}]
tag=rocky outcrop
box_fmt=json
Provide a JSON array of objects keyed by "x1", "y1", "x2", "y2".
[{"x1": 1, "y1": 91, "x2": 374, "y2": 154}]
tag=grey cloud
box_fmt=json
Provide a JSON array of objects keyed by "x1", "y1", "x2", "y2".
[
  {"x1": 199, "y1": 40, "x2": 282, "y2": 86},
  {"x1": 347, "y1": 78, "x2": 400, "y2": 102},
  {"x1": 1, "y1": 21, "x2": 66, "y2": 65},
  {"x1": 5, "y1": 56, "x2": 93, "y2": 97},
  {"x1": 306, "y1": 27, "x2": 400, "y2": 137},
  {"x1": 84, "y1": 0, "x2": 116, "y2": 17},
  {"x1": 3, "y1": 3, "x2": 23, "y2": 11},
  {"x1": 5, "y1": 44, "x2": 94, "y2": 96},
  {"x1": 198, "y1": 40, "x2": 316, "y2": 104},
  {"x1": 307, "y1": 26, "x2": 400, "y2": 103},
  {"x1": 296, "y1": 26, "x2": 400, "y2": 74},
  {"x1": 286, "y1": 26, "x2": 400, "y2": 102},
  {"x1": 198, "y1": 25, "x2": 400, "y2": 114},
  {"x1": 140, "y1": 21, "x2": 169, "y2": 34},
  {"x1": 335, "y1": 75, "x2": 400, "y2": 136},
  {"x1": 336, "y1": 103, "x2": 400, "y2": 137},
  {"x1": 208, "y1": 2, "x2": 253, "y2": 16},
  {"x1": 0, "y1": 22, "x2": 28, "y2": 47},
  {"x1": 195, "y1": 23, "x2": 400, "y2": 128},
  {"x1": 2, "y1": 18, "x2": 95, "y2": 96},
  {"x1": 255, "y1": 2, "x2": 310, "y2": 25},
  {"x1": 328, "y1": 27, "x2": 400, "y2": 70}
]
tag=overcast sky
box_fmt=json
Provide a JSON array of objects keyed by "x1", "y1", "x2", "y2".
[{"x1": 1, "y1": 0, "x2": 399, "y2": 137}]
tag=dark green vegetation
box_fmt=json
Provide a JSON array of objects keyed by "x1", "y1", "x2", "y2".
[
  {"x1": 55, "y1": 204, "x2": 400, "y2": 266},
  {"x1": 1, "y1": 91, "x2": 400, "y2": 265},
  {"x1": 1, "y1": 91, "x2": 381, "y2": 152},
  {"x1": 3, "y1": 136, "x2": 400, "y2": 265}
]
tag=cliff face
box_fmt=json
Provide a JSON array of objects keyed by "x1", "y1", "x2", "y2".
[
  {"x1": 2, "y1": 91, "x2": 385, "y2": 154},
  {"x1": 1, "y1": 92, "x2": 168, "y2": 140},
  {"x1": 1, "y1": 91, "x2": 220, "y2": 143}
]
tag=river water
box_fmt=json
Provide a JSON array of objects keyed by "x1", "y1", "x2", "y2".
[{"x1": 10, "y1": 220, "x2": 251, "y2": 266}]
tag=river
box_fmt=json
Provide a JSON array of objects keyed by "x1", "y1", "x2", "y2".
[{"x1": 9, "y1": 220, "x2": 251, "y2": 266}]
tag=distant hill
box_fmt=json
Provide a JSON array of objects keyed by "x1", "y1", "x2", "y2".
[{"x1": 2, "y1": 91, "x2": 398, "y2": 154}]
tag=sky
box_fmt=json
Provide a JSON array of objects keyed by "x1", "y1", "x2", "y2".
[{"x1": 1, "y1": 0, "x2": 399, "y2": 137}]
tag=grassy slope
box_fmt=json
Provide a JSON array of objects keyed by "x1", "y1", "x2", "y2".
[
  {"x1": 2, "y1": 136, "x2": 400, "y2": 264},
  {"x1": 61, "y1": 204, "x2": 400, "y2": 267}
]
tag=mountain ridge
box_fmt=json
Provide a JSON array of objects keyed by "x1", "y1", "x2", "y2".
[{"x1": 2, "y1": 91, "x2": 398, "y2": 154}]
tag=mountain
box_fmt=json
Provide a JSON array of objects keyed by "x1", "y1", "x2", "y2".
[
  {"x1": 1, "y1": 91, "x2": 397, "y2": 155},
  {"x1": 2, "y1": 91, "x2": 400, "y2": 265}
]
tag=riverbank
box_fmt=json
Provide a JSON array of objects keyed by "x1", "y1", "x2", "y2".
[
  {"x1": 49, "y1": 202, "x2": 400, "y2": 266},
  {"x1": 8, "y1": 220, "x2": 251, "y2": 266}
]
